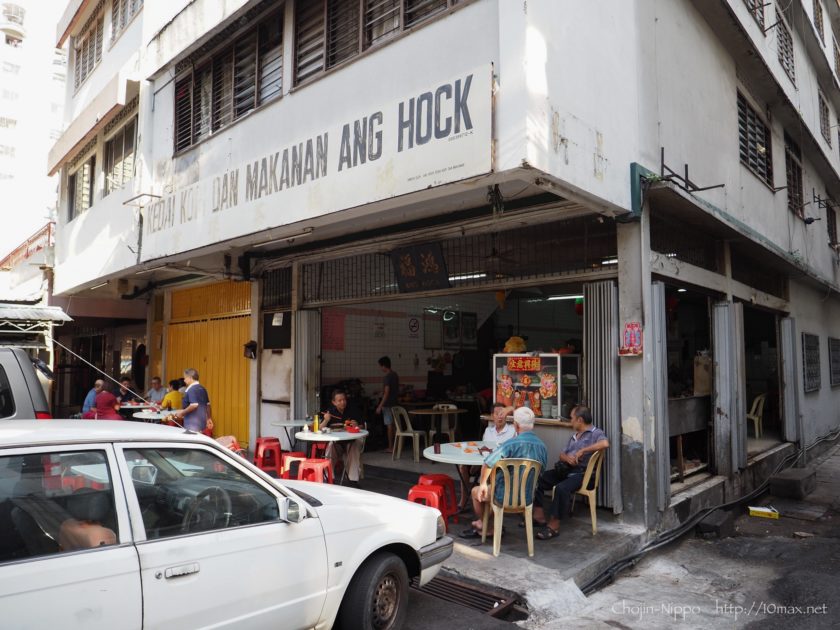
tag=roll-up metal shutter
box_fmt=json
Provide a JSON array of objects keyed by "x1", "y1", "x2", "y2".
[{"x1": 583, "y1": 280, "x2": 621, "y2": 512}]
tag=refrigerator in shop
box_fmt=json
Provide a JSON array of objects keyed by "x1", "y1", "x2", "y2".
[{"x1": 492, "y1": 353, "x2": 581, "y2": 420}]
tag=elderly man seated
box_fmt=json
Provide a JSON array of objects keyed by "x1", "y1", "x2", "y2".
[
  {"x1": 533, "y1": 405, "x2": 609, "y2": 540},
  {"x1": 460, "y1": 407, "x2": 548, "y2": 538}
]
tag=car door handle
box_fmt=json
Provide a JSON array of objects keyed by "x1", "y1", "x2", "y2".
[{"x1": 163, "y1": 563, "x2": 200, "y2": 579}]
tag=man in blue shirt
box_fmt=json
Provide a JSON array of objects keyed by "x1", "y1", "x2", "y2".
[
  {"x1": 174, "y1": 368, "x2": 211, "y2": 433},
  {"x1": 460, "y1": 407, "x2": 548, "y2": 538},
  {"x1": 82, "y1": 379, "x2": 103, "y2": 414},
  {"x1": 534, "y1": 405, "x2": 609, "y2": 540}
]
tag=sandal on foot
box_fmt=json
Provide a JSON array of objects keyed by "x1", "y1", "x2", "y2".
[{"x1": 536, "y1": 526, "x2": 560, "y2": 540}]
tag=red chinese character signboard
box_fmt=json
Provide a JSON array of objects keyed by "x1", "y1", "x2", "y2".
[
  {"x1": 619, "y1": 322, "x2": 643, "y2": 356},
  {"x1": 507, "y1": 356, "x2": 542, "y2": 371}
]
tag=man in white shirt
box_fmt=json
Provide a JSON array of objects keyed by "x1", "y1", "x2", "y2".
[
  {"x1": 482, "y1": 403, "x2": 516, "y2": 443},
  {"x1": 145, "y1": 377, "x2": 166, "y2": 403}
]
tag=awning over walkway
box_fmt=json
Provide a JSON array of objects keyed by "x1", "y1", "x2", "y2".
[
  {"x1": 0, "y1": 305, "x2": 72, "y2": 323},
  {"x1": 0, "y1": 305, "x2": 72, "y2": 346}
]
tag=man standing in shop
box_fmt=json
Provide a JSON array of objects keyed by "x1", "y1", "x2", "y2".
[
  {"x1": 174, "y1": 368, "x2": 211, "y2": 434},
  {"x1": 376, "y1": 356, "x2": 399, "y2": 453}
]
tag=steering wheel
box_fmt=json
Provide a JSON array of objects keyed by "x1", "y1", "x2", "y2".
[{"x1": 181, "y1": 486, "x2": 233, "y2": 533}]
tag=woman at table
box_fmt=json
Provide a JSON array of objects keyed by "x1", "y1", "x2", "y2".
[
  {"x1": 160, "y1": 379, "x2": 183, "y2": 411},
  {"x1": 90, "y1": 386, "x2": 123, "y2": 420},
  {"x1": 322, "y1": 389, "x2": 364, "y2": 486}
]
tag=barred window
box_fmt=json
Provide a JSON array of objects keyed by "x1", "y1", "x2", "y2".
[
  {"x1": 785, "y1": 134, "x2": 804, "y2": 219},
  {"x1": 69, "y1": 154, "x2": 96, "y2": 221},
  {"x1": 295, "y1": 0, "x2": 459, "y2": 85},
  {"x1": 819, "y1": 91, "x2": 831, "y2": 145},
  {"x1": 835, "y1": 40, "x2": 840, "y2": 78},
  {"x1": 104, "y1": 116, "x2": 136, "y2": 195},
  {"x1": 74, "y1": 7, "x2": 104, "y2": 90},
  {"x1": 776, "y1": 10, "x2": 795, "y2": 83},
  {"x1": 743, "y1": 0, "x2": 764, "y2": 29},
  {"x1": 174, "y1": 9, "x2": 283, "y2": 152},
  {"x1": 738, "y1": 92, "x2": 773, "y2": 186},
  {"x1": 827, "y1": 204, "x2": 837, "y2": 245},
  {"x1": 813, "y1": 0, "x2": 825, "y2": 44},
  {"x1": 111, "y1": 0, "x2": 143, "y2": 43}
]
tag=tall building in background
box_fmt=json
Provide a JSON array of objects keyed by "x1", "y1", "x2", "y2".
[{"x1": 0, "y1": 1, "x2": 65, "y2": 262}]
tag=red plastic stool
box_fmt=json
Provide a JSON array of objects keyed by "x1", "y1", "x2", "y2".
[
  {"x1": 254, "y1": 438, "x2": 283, "y2": 477},
  {"x1": 281, "y1": 452, "x2": 307, "y2": 479},
  {"x1": 309, "y1": 442, "x2": 329, "y2": 459},
  {"x1": 298, "y1": 458, "x2": 334, "y2": 484},
  {"x1": 418, "y1": 474, "x2": 459, "y2": 524},
  {"x1": 407, "y1": 484, "x2": 446, "y2": 528}
]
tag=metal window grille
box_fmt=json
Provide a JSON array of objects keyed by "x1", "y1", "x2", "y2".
[
  {"x1": 650, "y1": 214, "x2": 720, "y2": 272},
  {"x1": 777, "y1": 11, "x2": 795, "y2": 82},
  {"x1": 827, "y1": 205, "x2": 837, "y2": 245},
  {"x1": 784, "y1": 134, "x2": 804, "y2": 218},
  {"x1": 819, "y1": 92, "x2": 831, "y2": 145},
  {"x1": 730, "y1": 246, "x2": 785, "y2": 298},
  {"x1": 111, "y1": 0, "x2": 143, "y2": 43},
  {"x1": 295, "y1": 0, "x2": 460, "y2": 85},
  {"x1": 173, "y1": 7, "x2": 283, "y2": 153},
  {"x1": 104, "y1": 116, "x2": 136, "y2": 195},
  {"x1": 301, "y1": 217, "x2": 617, "y2": 306},
  {"x1": 738, "y1": 92, "x2": 773, "y2": 185},
  {"x1": 803, "y1": 333, "x2": 821, "y2": 392},
  {"x1": 835, "y1": 40, "x2": 840, "y2": 77},
  {"x1": 69, "y1": 155, "x2": 96, "y2": 220},
  {"x1": 813, "y1": 0, "x2": 825, "y2": 44},
  {"x1": 829, "y1": 337, "x2": 840, "y2": 386},
  {"x1": 73, "y1": 3, "x2": 104, "y2": 91},
  {"x1": 743, "y1": 0, "x2": 764, "y2": 29},
  {"x1": 262, "y1": 267, "x2": 293, "y2": 310}
]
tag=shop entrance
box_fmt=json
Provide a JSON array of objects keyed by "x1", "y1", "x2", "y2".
[
  {"x1": 664, "y1": 286, "x2": 712, "y2": 487},
  {"x1": 742, "y1": 306, "x2": 782, "y2": 455}
]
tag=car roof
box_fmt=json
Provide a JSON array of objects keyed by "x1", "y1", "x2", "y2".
[{"x1": 0, "y1": 420, "x2": 214, "y2": 449}]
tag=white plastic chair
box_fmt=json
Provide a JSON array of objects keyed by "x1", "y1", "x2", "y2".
[{"x1": 392, "y1": 406, "x2": 426, "y2": 463}]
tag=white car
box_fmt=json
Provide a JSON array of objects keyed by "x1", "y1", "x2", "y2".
[{"x1": 0, "y1": 421, "x2": 452, "y2": 629}]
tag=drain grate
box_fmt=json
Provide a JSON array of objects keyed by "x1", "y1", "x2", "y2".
[{"x1": 411, "y1": 574, "x2": 517, "y2": 618}]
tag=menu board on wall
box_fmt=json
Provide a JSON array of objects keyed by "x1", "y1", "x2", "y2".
[
  {"x1": 802, "y1": 333, "x2": 821, "y2": 393},
  {"x1": 322, "y1": 310, "x2": 346, "y2": 351},
  {"x1": 829, "y1": 337, "x2": 840, "y2": 387}
]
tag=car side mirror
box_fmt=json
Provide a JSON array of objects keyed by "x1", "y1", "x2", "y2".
[
  {"x1": 131, "y1": 464, "x2": 157, "y2": 485},
  {"x1": 278, "y1": 496, "x2": 305, "y2": 524}
]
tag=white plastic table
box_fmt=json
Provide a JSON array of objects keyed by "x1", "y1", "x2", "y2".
[
  {"x1": 294, "y1": 429, "x2": 369, "y2": 484},
  {"x1": 270, "y1": 419, "x2": 309, "y2": 449},
  {"x1": 423, "y1": 441, "x2": 499, "y2": 510},
  {"x1": 132, "y1": 411, "x2": 169, "y2": 423}
]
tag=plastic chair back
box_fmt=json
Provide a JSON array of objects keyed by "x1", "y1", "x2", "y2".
[
  {"x1": 489, "y1": 458, "x2": 542, "y2": 510},
  {"x1": 392, "y1": 406, "x2": 413, "y2": 433}
]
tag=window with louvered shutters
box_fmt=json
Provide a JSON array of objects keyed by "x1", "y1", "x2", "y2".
[
  {"x1": 233, "y1": 33, "x2": 258, "y2": 118},
  {"x1": 295, "y1": 0, "x2": 325, "y2": 84},
  {"x1": 212, "y1": 53, "x2": 234, "y2": 131},
  {"x1": 827, "y1": 205, "x2": 838, "y2": 245},
  {"x1": 365, "y1": 0, "x2": 400, "y2": 48},
  {"x1": 105, "y1": 117, "x2": 136, "y2": 195},
  {"x1": 259, "y1": 17, "x2": 283, "y2": 102},
  {"x1": 737, "y1": 92, "x2": 773, "y2": 186},
  {"x1": 111, "y1": 0, "x2": 142, "y2": 42},
  {"x1": 784, "y1": 134, "x2": 804, "y2": 219},
  {"x1": 776, "y1": 10, "x2": 795, "y2": 83},
  {"x1": 73, "y1": 14, "x2": 103, "y2": 90},
  {"x1": 405, "y1": 0, "x2": 448, "y2": 27},
  {"x1": 327, "y1": 0, "x2": 359, "y2": 69},
  {"x1": 819, "y1": 92, "x2": 831, "y2": 145},
  {"x1": 174, "y1": 77, "x2": 193, "y2": 152},
  {"x1": 69, "y1": 155, "x2": 95, "y2": 220},
  {"x1": 193, "y1": 65, "x2": 213, "y2": 143}
]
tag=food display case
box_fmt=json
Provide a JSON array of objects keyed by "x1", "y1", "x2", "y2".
[{"x1": 492, "y1": 353, "x2": 580, "y2": 421}]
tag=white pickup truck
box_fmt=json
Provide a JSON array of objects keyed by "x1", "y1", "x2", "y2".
[{"x1": 0, "y1": 420, "x2": 452, "y2": 629}]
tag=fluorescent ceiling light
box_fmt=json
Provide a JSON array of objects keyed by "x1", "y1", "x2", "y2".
[
  {"x1": 448, "y1": 272, "x2": 487, "y2": 281},
  {"x1": 601, "y1": 258, "x2": 618, "y2": 265},
  {"x1": 547, "y1": 294, "x2": 584, "y2": 301},
  {"x1": 89, "y1": 281, "x2": 109, "y2": 291},
  {"x1": 255, "y1": 227, "x2": 314, "y2": 248},
  {"x1": 677, "y1": 288, "x2": 687, "y2": 293}
]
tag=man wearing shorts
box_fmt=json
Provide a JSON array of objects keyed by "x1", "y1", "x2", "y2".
[{"x1": 376, "y1": 356, "x2": 399, "y2": 453}]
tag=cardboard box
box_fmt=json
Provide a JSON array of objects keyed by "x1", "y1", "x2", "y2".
[{"x1": 748, "y1": 506, "x2": 780, "y2": 519}]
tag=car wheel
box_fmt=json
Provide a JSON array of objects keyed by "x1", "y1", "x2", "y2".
[{"x1": 338, "y1": 551, "x2": 409, "y2": 630}]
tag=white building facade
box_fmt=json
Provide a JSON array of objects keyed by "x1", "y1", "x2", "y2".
[{"x1": 50, "y1": 0, "x2": 840, "y2": 530}]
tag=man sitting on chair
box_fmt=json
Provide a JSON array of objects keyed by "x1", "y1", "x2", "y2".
[
  {"x1": 322, "y1": 389, "x2": 365, "y2": 487},
  {"x1": 460, "y1": 407, "x2": 548, "y2": 538},
  {"x1": 533, "y1": 405, "x2": 609, "y2": 540}
]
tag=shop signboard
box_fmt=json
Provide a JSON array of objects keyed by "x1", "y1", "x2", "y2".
[
  {"x1": 141, "y1": 66, "x2": 493, "y2": 261},
  {"x1": 391, "y1": 243, "x2": 449, "y2": 293}
]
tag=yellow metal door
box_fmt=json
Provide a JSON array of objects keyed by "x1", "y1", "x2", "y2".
[{"x1": 165, "y1": 282, "x2": 251, "y2": 446}]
